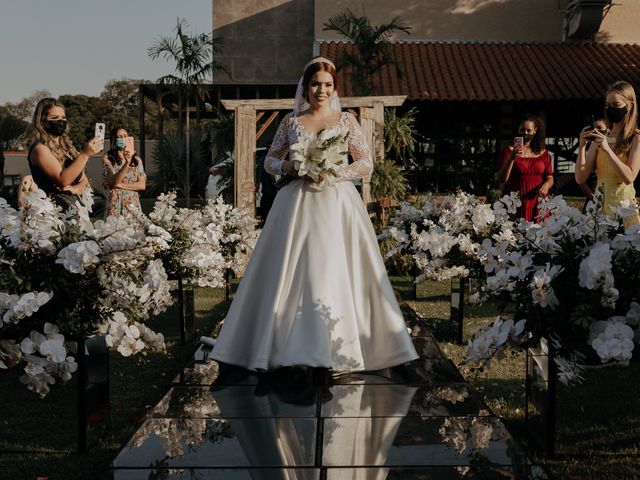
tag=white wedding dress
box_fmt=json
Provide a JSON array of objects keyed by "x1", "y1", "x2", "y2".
[{"x1": 209, "y1": 112, "x2": 418, "y2": 371}]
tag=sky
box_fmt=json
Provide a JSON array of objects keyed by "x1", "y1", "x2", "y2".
[{"x1": 0, "y1": 0, "x2": 212, "y2": 105}]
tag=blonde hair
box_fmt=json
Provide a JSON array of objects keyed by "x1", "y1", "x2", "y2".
[
  {"x1": 605, "y1": 81, "x2": 640, "y2": 154},
  {"x1": 26, "y1": 98, "x2": 79, "y2": 164}
]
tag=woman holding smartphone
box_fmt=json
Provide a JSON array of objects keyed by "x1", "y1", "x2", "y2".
[
  {"x1": 26, "y1": 98, "x2": 101, "y2": 211},
  {"x1": 102, "y1": 126, "x2": 146, "y2": 217},
  {"x1": 496, "y1": 114, "x2": 553, "y2": 222},
  {"x1": 575, "y1": 81, "x2": 640, "y2": 226}
]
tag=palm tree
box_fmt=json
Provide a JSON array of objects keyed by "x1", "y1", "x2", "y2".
[
  {"x1": 148, "y1": 18, "x2": 228, "y2": 205},
  {"x1": 323, "y1": 9, "x2": 411, "y2": 95}
]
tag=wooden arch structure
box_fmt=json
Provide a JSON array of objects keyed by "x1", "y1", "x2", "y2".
[{"x1": 220, "y1": 96, "x2": 407, "y2": 216}]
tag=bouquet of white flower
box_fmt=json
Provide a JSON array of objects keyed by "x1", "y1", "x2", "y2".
[{"x1": 289, "y1": 128, "x2": 349, "y2": 187}]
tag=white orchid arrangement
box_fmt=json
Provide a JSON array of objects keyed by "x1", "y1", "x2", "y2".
[
  {"x1": 378, "y1": 191, "x2": 522, "y2": 282},
  {"x1": 1, "y1": 188, "x2": 261, "y2": 397},
  {"x1": 149, "y1": 191, "x2": 224, "y2": 288},
  {"x1": 200, "y1": 196, "x2": 260, "y2": 276},
  {"x1": 381, "y1": 189, "x2": 640, "y2": 384},
  {"x1": 289, "y1": 128, "x2": 349, "y2": 188},
  {"x1": 149, "y1": 192, "x2": 259, "y2": 285},
  {"x1": 0, "y1": 190, "x2": 174, "y2": 397},
  {"x1": 465, "y1": 195, "x2": 640, "y2": 383}
]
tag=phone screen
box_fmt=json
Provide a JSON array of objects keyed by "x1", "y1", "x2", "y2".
[
  {"x1": 582, "y1": 114, "x2": 595, "y2": 129},
  {"x1": 125, "y1": 136, "x2": 134, "y2": 153}
]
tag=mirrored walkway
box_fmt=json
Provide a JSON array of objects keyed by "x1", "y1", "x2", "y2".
[{"x1": 111, "y1": 325, "x2": 549, "y2": 479}]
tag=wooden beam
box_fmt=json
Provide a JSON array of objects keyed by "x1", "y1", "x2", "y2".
[
  {"x1": 256, "y1": 111, "x2": 280, "y2": 142},
  {"x1": 359, "y1": 106, "x2": 375, "y2": 204},
  {"x1": 234, "y1": 105, "x2": 256, "y2": 216},
  {"x1": 221, "y1": 95, "x2": 406, "y2": 111},
  {"x1": 373, "y1": 100, "x2": 385, "y2": 161}
]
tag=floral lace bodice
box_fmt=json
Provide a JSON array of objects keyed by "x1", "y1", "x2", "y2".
[{"x1": 264, "y1": 112, "x2": 373, "y2": 181}]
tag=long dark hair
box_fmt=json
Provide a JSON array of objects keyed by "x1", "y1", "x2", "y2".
[
  {"x1": 107, "y1": 125, "x2": 137, "y2": 167},
  {"x1": 26, "y1": 97, "x2": 79, "y2": 163},
  {"x1": 520, "y1": 114, "x2": 546, "y2": 155},
  {"x1": 605, "y1": 80, "x2": 640, "y2": 155}
]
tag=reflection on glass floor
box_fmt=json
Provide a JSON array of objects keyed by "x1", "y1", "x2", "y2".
[{"x1": 111, "y1": 333, "x2": 549, "y2": 479}]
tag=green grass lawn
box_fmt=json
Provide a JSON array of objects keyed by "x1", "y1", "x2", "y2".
[
  {"x1": 392, "y1": 276, "x2": 640, "y2": 480},
  {"x1": 0, "y1": 287, "x2": 228, "y2": 480}
]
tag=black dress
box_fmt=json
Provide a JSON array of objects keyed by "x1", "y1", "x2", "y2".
[{"x1": 28, "y1": 140, "x2": 83, "y2": 211}]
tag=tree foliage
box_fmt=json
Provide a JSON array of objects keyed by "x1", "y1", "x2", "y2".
[
  {"x1": 0, "y1": 106, "x2": 29, "y2": 146},
  {"x1": 58, "y1": 94, "x2": 102, "y2": 149},
  {"x1": 96, "y1": 78, "x2": 142, "y2": 136},
  {"x1": 149, "y1": 128, "x2": 206, "y2": 196},
  {"x1": 4, "y1": 89, "x2": 52, "y2": 122},
  {"x1": 323, "y1": 9, "x2": 411, "y2": 95},
  {"x1": 148, "y1": 18, "x2": 229, "y2": 204}
]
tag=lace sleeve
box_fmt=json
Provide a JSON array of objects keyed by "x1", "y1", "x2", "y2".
[
  {"x1": 340, "y1": 112, "x2": 373, "y2": 181},
  {"x1": 264, "y1": 113, "x2": 292, "y2": 175}
]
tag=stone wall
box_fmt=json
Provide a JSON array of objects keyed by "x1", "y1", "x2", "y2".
[
  {"x1": 314, "y1": 0, "x2": 564, "y2": 42},
  {"x1": 213, "y1": 0, "x2": 314, "y2": 84}
]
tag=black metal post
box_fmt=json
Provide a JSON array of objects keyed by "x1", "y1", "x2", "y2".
[
  {"x1": 178, "y1": 276, "x2": 185, "y2": 345},
  {"x1": 450, "y1": 278, "x2": 465, "y2": 344},
  {"x1": 547, "y1": 340, "x2": 557, "y2": 456},
  {"x1": 77, "y1": 337, "x2": 88, "y2": 453},
  {"x1": 178, "y1": 277, "x2": 196, "y2": 345},
  {"x1": 411, "y1": 264, "x2": 418, "y2": 300},
  {"x1": 457, "y1": 278, "x2": 465, "y2": 344},
  {"x1": 525, "y1": 336, "x2": 557, "y2": 456},
  {"x1": 225, "y1": 268, "x2": 231, "y2": 301},
  {"x1": 76, "y1": 335, "x2": 111, "y2": 453}
]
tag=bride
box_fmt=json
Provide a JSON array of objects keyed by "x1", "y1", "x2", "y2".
[{"x1": 209, "y1": 56, "x2": 418, "y2": 371}]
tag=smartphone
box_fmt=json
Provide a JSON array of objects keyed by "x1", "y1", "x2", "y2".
[
  {"x1": 124, "y1": 136, "x2": 135, "y2": 154},
  {"x1": 514, "y1": 136, "x2": 524, "y2": 148},
  {"x1": 583, "y1": 114, "x2": 595, "y2": 129},
  {"x1": 94, "y1": 123, "x2": 106, "y2": 150}
]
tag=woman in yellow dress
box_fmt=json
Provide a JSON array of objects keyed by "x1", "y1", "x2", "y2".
[{"x1": 576, "y1": 81, "x2": 640, "y2": 227}]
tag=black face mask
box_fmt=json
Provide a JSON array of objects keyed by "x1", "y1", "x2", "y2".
[
  {"x1": 523, "y1": 133, "x2": 534, "y2": 143},
  {"x1": 606, "y1": 105, "x2": 628, "y2": 123},
  {"x1": 43, "y1": 119, "x2": 67, "y2": 137}
]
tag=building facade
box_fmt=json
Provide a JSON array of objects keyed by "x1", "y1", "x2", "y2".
[{"x1": 212, "y1": 0, "x2": 640, "y2": 195}]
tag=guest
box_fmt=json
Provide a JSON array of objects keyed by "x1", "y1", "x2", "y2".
[
  {"x1": 205, "y1": 163, "x2": 225, "y2": 200},
  {"x1": 576, "y1": 81, "x2": 640, "y2": 226},
  {"x1": 577, "y1": 118, "x2": 608, "y2": 208},
  {"x1": 257, "y1": 142, "x2": 278, "y2": 223},
  {"x1": 496, "y1": 114, "x2": 553, "y2": 222},
  {"x1": 26, "y1": 98, "x2": 100, "y2": 211},
  {"x1": 102, "y1": 126, "x2": 145, "y2": 217}
]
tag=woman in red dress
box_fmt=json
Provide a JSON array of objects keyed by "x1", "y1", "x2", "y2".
[{"x1": 496, "y1": 114, "x2": 554, "y2": 222}]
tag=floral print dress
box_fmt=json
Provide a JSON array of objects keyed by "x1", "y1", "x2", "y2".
[{"x1": 103, "y1": 158, "x2": 144, "y2": 217}]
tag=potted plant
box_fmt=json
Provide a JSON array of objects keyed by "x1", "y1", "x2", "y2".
[{"x1": 370, "y1": 158, "x2": 409, "y2": 224}]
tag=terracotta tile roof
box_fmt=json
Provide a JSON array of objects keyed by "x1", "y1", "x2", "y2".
[{"x1": 319, "y1": 41, "x2": 640, "y2": 101}]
